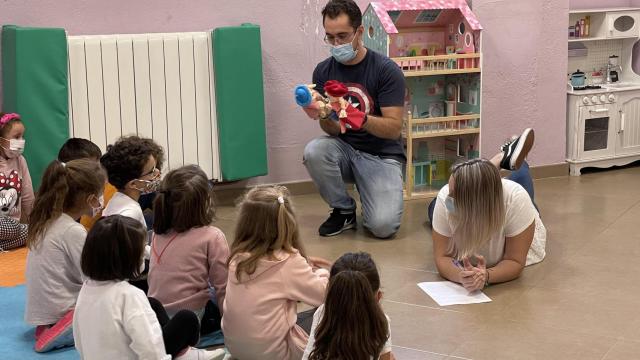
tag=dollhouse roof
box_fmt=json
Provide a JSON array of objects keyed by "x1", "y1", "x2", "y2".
[{"x1": 369, "y1": 0, "x2": 482, "y2": 34}]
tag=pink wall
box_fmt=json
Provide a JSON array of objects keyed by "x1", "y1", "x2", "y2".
[
  {"x1": 1, "y1": 0, "x2": 571, "y2": 187},
  {"x1": 570, "y1": 0, "x2": 630, "y2": 8},
  {"x1": 0, "y1": 0, "x2": 340, "y2": 186},
  {"x1": 473, "y1": 0, "x2": 568, "y2": 166}
]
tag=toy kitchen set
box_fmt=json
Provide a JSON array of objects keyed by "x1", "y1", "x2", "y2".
[{"x1": 567, "y1": 8, "x2": 640, "y2": 176}]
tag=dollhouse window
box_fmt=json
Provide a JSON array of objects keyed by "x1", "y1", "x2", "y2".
[
  {"x1": 464, "y1": 32, "x2": 473, "y2": 48},
  {"x1": 387, "y1": 10, "x2": 402, "y2": 23},
  {"x1": 415, "y1": 10, "x2": 442, "y2": 24}
]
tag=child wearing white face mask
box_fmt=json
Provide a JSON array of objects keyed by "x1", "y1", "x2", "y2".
[
  {"x1": 0, "y1": 112, "x2": 34, "y2": 224},
  {"x1": 100, "y1": 135, "x2": 164, "y2": 231},
  {"x1": 100, "y1": 136, "x2": 164, "y2": 293},
  {"x1": 25, "y1": 159, "x2": 107, "y2": 352}
]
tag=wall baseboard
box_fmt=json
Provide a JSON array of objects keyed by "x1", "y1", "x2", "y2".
[
  {"x1": 499, "y1": 162, "x2": 568, "y2": 179},
  {"x1": 214, "y1": 163, "x2": 570, "y2": 205}
]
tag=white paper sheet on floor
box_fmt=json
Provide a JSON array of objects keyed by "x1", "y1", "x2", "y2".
[{"x1": 417, "y1": 281, "x2": 492, "y2": 306}]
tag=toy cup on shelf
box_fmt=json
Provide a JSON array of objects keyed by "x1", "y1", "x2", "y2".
[{"x1": 445, "y1": 101, "x2": 455, "y2": 117}]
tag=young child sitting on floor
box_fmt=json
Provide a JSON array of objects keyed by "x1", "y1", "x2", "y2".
[
  {"x1": 100, "y1": 135, "x2": 163, "y2": 230},
  {"x1": 74, "y1": 215, "x2": 224, "y2": 360},
  {"x1": 0, "y1": 111, "x2": 38, "y2": 250},
  {"x1": 24, "y1": 159, "x2": 106, "y2": 352},
  {"x1": 222, "y1": 185, "x2": 331, "y2": 360},
  {"x1": 303, "y1": 252, "x2": 395, "y2": 360},
  {"x1": 147, "y1": 165, "x2": 229, "y2": 334}
]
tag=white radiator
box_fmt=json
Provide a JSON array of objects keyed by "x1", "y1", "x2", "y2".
[{"x1": 67, "y1": 32, "x2": 221, "y2": 181}]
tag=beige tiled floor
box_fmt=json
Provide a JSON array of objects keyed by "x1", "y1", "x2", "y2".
[{"x1": 214, "y1": 165, "x2": 640, "y2": 360}]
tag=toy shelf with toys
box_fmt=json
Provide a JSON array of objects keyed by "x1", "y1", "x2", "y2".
[{"x1": 362, "y1": 0, "x2": 483, "y2": 199}]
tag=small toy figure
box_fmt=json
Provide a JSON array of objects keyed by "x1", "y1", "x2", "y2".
[
  {"x1": 295, "y1": 80, "x2": 367, "y2": 134},
  {"x1": 323, "y1": 80, "x2": 366, "y2": 134}
]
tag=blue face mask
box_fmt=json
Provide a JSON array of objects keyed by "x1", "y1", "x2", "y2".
[
  {"x1": 330, "y1": 38, "x2": 358, "y2": 64},
  {"x1": 445, "y1": 196, "x2": 456, "y2": 214}
]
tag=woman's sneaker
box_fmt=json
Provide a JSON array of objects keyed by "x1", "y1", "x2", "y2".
[{"x1": 499, "y1": 128, "x2": 535, "y2": 170}]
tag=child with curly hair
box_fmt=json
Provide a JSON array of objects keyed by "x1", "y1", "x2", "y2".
[{"x1": 100, "y1": 136, "x2": 164, "y2": 230}]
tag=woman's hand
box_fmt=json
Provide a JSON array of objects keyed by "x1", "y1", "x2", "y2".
[{"x1": 459, "y1": 255, "x2": 488, "y2": 292}]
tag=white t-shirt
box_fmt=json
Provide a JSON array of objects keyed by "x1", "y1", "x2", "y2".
[
  {"x1": 302, "y1": 304, "x2": 392, "y2": 360},
  {"x1": 73, "y1": 280, "x2": 170, "y2": 360},
  {"x1": 25, "y1": 214, "x2": 86, "y2": 325},
  {"x1": 432, "y1": 179, "x2": 546, "y2": 267},
  {"x1": 102, "y1": 192, "x2": 147, "y2": 230}
]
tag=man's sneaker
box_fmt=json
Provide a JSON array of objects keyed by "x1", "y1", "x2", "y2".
[
  {"x1": 175, "y1": 347, "x2": 226, "y2": 360},
  {"x1": 499, "y1": 128, "x2": 535, "y2": 170},
  {"x1": 319, "y1": 208, "x2": 356, "y2": 236}
]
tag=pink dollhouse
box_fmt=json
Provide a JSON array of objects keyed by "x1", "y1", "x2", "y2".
[
  {"x1": 362, "y1": 1, "x2": 483, "y2": 199},
  {"x1": 363, "y1": 0, "x2": 481, "y2": 70}
]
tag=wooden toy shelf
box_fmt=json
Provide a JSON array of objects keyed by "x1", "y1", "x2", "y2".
[
  {"x1": 393, "y1": 53, "x2": 481, "y2": 77},
  {"x1": 412, "y1": 113, "x2": 480, "y2": 124},
  {"x1": 403, "y1": 113, "x2": 480, "y2": 199},
  {"x1": 412, "y1": 128, "x2": 480, "y2": 139}
]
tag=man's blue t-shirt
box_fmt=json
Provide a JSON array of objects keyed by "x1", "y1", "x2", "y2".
[{"x1": 312, "y1": 49, "x2": 406, "y2": 161}]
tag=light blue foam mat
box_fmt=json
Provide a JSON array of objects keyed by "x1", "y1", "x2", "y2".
[
  {"x1": 0, "y1": 285, "x2": 78, "y2": 359},
  {"x1": 196, "y1": 330, "x2": 225, "y2": 348},
  {"x1": 0, "y1": 285, "x2": 224, "y2": 358}
]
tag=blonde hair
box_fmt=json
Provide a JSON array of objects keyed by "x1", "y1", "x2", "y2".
[
  {"x1": 228, "y1": 185, "x2": 305, "y2": 282},
  {"x1": 448, "y1": 158, "x2": 505, "y2": 259}
]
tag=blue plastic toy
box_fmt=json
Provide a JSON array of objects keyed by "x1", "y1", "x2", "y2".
[{"x1": 294, "y1": 84, "x2": 313, "y2": 107}]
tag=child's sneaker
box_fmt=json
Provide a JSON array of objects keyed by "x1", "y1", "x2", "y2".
[
  {"x1": 499, "y1": 128, "x2": 535, "y2": 170},
  {"x1": 34, "y1": 309, "x2": 75, "y2": 352},
  {"x1": 174, "y1": 347, "x2": 226, "y2": 360}
]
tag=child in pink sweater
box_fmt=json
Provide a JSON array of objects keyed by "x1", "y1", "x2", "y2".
[
  {"x1": 222, "y1": 185, "x2": 331, "y2": 360},
  {"x1": 147, "y1": 165, "x2": 229, "y2": 332}
]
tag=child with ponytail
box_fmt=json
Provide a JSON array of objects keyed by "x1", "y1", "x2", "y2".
[
  {"x1": 24, "y1": 159, "x2": 106, "y2": 352},
  {"x1": 222, "y1": 185, "x2": 331, "y2": 360}
]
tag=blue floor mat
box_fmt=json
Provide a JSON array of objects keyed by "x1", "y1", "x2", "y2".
[
  {"x1": 0, "y1": 285, "x2": 78, "y2": 359},
  {"x1": 196, "y1": 330, "x2": 225, "y2": 349},
  {"x1": 0, "y1": 285, "x2": 224, "y2": 359}
]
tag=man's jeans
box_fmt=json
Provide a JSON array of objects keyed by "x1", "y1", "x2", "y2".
[{"x1": 303, "y1": 136, "x2": 404, "y2": 238}]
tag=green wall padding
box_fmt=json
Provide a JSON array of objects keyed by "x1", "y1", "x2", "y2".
[
  {"x1": 2, "y1": 25, "x2": 69, "y2": 190},
  {"x1": 213, "y1": 24, "x2": 268, "y2": 181}
]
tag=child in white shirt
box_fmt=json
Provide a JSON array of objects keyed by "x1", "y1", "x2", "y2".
[
  {"x1": 73, "y1": 215, "x2": 224, "y2": 360},
  {"x1": 100, "y1": 135, "x2": 164, "y2": 230}
]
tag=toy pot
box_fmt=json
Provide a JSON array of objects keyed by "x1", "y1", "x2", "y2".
[{"x1": 570, "y1": 70, "x2": 586, "y2": 87}]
